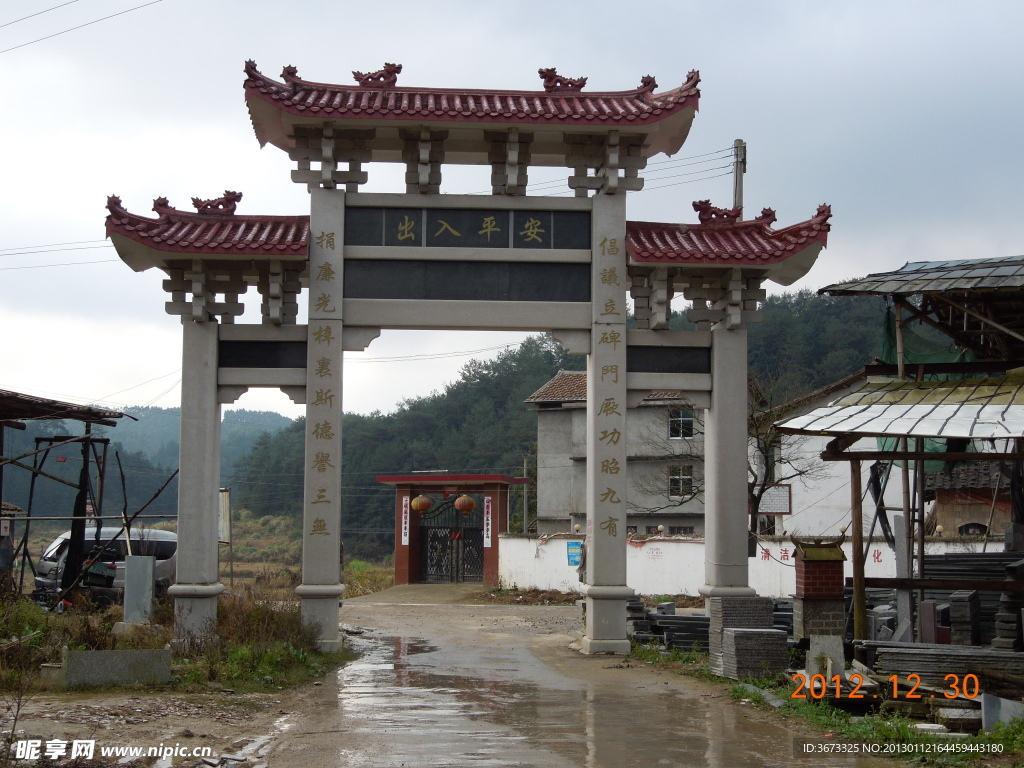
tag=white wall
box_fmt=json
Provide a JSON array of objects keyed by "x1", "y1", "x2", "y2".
[{"x1": 498, "y1": 533, "x2": 973, "y2": 598}]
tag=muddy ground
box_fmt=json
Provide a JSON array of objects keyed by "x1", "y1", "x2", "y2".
[{"x1": 10, "y1": 585, "x2": 892, "y2": 767}]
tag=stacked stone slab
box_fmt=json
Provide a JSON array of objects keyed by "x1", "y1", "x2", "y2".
[
  {"x1": 708, "y1": 596, "x2": 774, "y2": 677},
  {"x1": 626, "y1": 596, "x2": 649, "y2": 635},
  {"x1": 868, "y1": 604, "x2": 897, "y2": 641},
  {"x1": 949, "y1": 590, "x2": 981, "y2": 646},
  {"x1": 992, "y1": 559, "x2": 1024, "y2": 651},
  {"x1": 720, "y1": 628, "x2": 789, "y2": 679}
]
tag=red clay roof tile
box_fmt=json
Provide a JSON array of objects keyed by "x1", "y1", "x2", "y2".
[
  {"x1": 105, "y1": 194, "x2": 309, "y2": 256},
  {"x1": 627, "y1": 204, "x2": 831, "y2": 266},
  {"x1": 243, "y1": 61, "x2": 700, "y2": 129},
  {"x1": 106, "y1": 197, "x2": 829, "y2": 268},
  {"x1": 525, "y1": 372, "x2": 683, "y2": 404}
]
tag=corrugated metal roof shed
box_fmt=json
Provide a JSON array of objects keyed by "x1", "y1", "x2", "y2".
[
  {"x1": 775, "y1": 373, "x2": 1024, "y2": 440},
  {"x1": 822, "y1": 255, "x2": 1024, "y2": 296}
]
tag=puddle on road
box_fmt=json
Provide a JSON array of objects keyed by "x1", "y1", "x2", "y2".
[{"x1": 319, "y1": 633, "x2": 888, "y2": 768}]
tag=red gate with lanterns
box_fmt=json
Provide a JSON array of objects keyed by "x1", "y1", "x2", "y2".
[
  {"x1": 418, "y1": 499, "x2": 484, "y2": 583},
  {"x1": 377, "y1": 474, "x2": 528, "y2": 587}
]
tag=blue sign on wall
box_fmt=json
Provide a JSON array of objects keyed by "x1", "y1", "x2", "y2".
[{"x1": 567, "y1": 541, "x2": 583, "y2": 567}]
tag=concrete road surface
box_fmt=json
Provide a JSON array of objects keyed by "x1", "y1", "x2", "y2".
[{"x1": 259, "y1": 584, "x2": 889, "y2": 768}]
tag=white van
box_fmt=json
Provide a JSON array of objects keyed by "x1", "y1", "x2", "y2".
[{"x1": 34, "y1": 527, "x2": 177, "y2": 591}]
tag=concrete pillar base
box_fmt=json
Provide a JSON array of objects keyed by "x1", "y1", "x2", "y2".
[
  {"x1": 297, "y1": 584, "x2": 345, "y2": 649},
  {"x1": 582, "y1": 584, "x2": 634, "y2": 654},
  {"x1": 169, "y1": 584, "x2": 224, "y2": 642},
  {"x1": 580, "y1": 636, "x2": 631, "y2": 654}
]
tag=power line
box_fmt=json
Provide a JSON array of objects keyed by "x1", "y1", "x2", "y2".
[
  {"x1": 465, "y1": 145, "x2": 735, "y2": 196},
  {"x1": 0, "y1": 258, "x2": 120, "y2": 271},
  {"x1": 0, "y1": 0, "x2": 164, "y2": 55},
  {"x1": 346, "y1": 342, "x2": 517, "y2": 364},
  {"x1": 643, "y1": 170, "x2": 734, "y2": 192},
  {"x1": 0, "y1": 239, "x2": 108, "y2": 253},
  {"x1": 0, "y1": 244, "x2": 113, "y2": 258},
  {"x1": 0, "y1": 0, "x2": 81, "y2": 29}
]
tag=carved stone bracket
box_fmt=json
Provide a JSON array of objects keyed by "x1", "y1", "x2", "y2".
[
  {"x1": 289, "y1": 124, "x2": 373, "y2": 191},
  {"x1": 163, "y1": 261, "x2": 246, "y2": 324},
  {"x1": 629, "y1": 268, "x2": 672, "y2": 329},
  {"x1": 487, "y1": 129, "x2": 533, "y2": 195},
  {"x1": 629, "y1": 270, "x2": 653, "y2": 330},
  {"x1": 682, "y1": 270, "x2": 765, "y2": 330},
  {"x1": 401, "y1": 128, "x2": 447, "y2": 194},
  {"x1": 256, "y1": 260, "x2": 301, "y2": 326},
  {"x1": 565, "y1": 132, "x2": 645, "y2": 196}
]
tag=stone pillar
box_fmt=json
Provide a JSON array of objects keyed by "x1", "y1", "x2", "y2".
[
  {"x1": 169, "y1": 317, "x2": 224, "y2": 641},
  {"x1": 296, "y1": 188, "x2": 345, "y2": 650},
  {"x1": 582, "y1": 193, "x2": 633, "y2": 653},
  {"x1": 701, "y1": 319, "x2": 754, "y2": 597}
]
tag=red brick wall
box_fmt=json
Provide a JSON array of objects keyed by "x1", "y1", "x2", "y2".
[{"x1": 794, "y1": 559, "x2": 844, "y2": 599}]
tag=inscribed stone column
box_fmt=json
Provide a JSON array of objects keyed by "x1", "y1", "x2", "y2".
[
  {"x1": 169, "y1": 317, "x2": 224, "y2": 640},
  {"x1": 701, "y1": 318, "x2": 755, "y2": 596},
  {"x1": 582, "y1": 193, "x2": 633, "y2": 654},
  {"x1": 296, "y1": 188, "x2": 345, "y2": 650}
]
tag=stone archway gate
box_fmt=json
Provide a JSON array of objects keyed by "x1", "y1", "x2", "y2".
[{"x1": 106, "y1": 61, "x2": 830, "y2": 653}]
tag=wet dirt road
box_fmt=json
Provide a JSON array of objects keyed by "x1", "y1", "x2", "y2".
[{"x1": 261, "y1": 585, "x2": 890, "y2": 768}]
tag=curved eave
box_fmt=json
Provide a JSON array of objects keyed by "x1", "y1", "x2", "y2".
[
  {"x1": 108, "y1": 227, "x2": 309, "y2": 274},
  {"x1": 244, "y1": 65, "x2": 700, "y2": 159},
  {"x1": 247, "y1": 93, "x2": 696, "y2": 158},
  {"x1": 627, "y1": 216, "x2": 830, "y2": 285}
]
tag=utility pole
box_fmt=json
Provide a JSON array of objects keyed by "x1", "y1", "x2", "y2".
[
  {"x1": 732, "y1": 139, "x2": 747, "y2": 214},
  {"x1": 522, "y1": 455, "x2": 529, "y2": 535}
]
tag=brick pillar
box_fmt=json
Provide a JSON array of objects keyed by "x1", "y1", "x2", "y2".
[
  {"x1": 793, "y1": 541, "x2": 847, "y2": 640},
  {"x1": 795, "y1": 559, "x2": 845, "y2": 599}
]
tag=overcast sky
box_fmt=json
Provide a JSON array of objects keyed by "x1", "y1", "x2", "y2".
[{"x1": 1, "y1": 0, "x2": 1022, "y2": 422}]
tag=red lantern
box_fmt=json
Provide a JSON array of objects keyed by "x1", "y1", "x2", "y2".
[
  {"x1": 454, "y1": 495, "x2": 476, "y2": 516},
  {"x1": 411, "y1": 495, "x2": 433, "y2": 515}
]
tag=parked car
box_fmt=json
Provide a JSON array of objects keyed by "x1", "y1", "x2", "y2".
[{"x1": 33, "y1": 527, "x2": 177, "y2": 592}]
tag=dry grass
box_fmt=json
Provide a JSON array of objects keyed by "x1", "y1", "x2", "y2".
[
  {"x1": 219, "y1": 559, "x2": 394, "y2": 602},
  {"x1": 465, "y1": 588, "x2": 582, "y2": 606},
  {"x1": 642, "y1": 594, "x2": 705, "y2": 609}
]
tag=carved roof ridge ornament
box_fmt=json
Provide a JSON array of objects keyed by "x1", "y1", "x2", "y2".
[
  {"x1": 352, "y1": 62, "x2": 402, "y2": 88},
  {"x1": 192, "y1": 190, "x2": 243, "y2": 215},
  {"x1": 637, "y1": 75, "x2": 658, "y2": 102},
  {"x1": 538, "y1": 67, "x2": 587, "y2": 92},
  {"x1": 692, "y1": 199, "x2": 742, "y2": 225},
  {"x1": 245, "y1": 60, "x2": 700, "y2": 101}
]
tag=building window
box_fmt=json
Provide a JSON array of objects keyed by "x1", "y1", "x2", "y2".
[
  {"x1": 646, "y1": 526, "x2": 660, "y2": 535},
  {"x1": 668, "y1": 408, "x2": 693, "y2": 439},
  {"x1": 625, "y1": 525, "x2": 638, "y2": 535},
  {"x1": 669, "y1": 526, "x2": 695, "y2": 535},
  {"x1": 668, "y1": 465, "x2": 693, "y2": 499}
]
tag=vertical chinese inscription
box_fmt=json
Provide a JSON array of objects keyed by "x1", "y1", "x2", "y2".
[
  {"x1": 401, "y1": 495, "x2": 410, "y2": 547},
  {"x1": 483, "y1": 496, "x2": 493, "y2": 548},
  {"x1": 586, "y1": 195, "x2": 629, "y2": 589},
  {"x1": 303, "y1": 191, "x2": 345, "y2": 596}
]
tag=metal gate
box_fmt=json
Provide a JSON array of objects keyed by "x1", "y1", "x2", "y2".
[{"x1": 419, "y1": 502, "x2": 484, "y2": 583}]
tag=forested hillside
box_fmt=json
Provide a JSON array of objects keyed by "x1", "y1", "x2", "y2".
[
  {"x1": 231, "y1": 336, "x2": 582, "y2": 558},
  {"x1": 230, "y1": 290, "x2": 888, "y2": 559},
  {"x1": 4, "y1": 291, "x2": 888, "y2": 559},
  {"x1": 2, "y1": 407, "x2": 291, "y2": 537}
]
